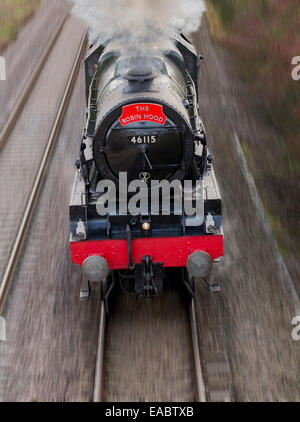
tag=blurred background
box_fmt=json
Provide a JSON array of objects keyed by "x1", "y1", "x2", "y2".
[
  {"x1": 205, "y1": 0, "x2": 300, "y2": 287},
  {"x1": 0, "y1": 0, "x2": 41, "y2": 51}
]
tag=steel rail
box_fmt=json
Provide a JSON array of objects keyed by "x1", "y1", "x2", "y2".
[
  {"x1": 0, "y1": 29, "x2": 88, "y2": 316},
  {"x1": 189, "y1": 297, "x2": 207, "y2": 402},
  {"x1": 92, "y1": 292, "x2": 208, "y2": 402},
  {"x1": 93, "y1": 301, "x2": 106, "y2": 402},
  {"x1": 0, "y1": 9, "x2": 70, "y2": 153}
]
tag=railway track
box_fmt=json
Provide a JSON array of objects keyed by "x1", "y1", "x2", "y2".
[
  {"x1": 0, "y1": 9, "x2": 71, "y2": 153},
  {"x1": 93, "y1": 300, "x2": 106, "y2": 402},
  {"x1": 92, "y1": 277, "x2": 230, "y2": 402},
  {"x1": 189, "y1": 296, "x2": 207, "y2": 402},
  {"x1": 0, "y1": 29, "x2": 88, "y2": 317}
]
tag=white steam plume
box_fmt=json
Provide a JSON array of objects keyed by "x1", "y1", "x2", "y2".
[{"x1": 72, "y1": 0, "x2": 206, "y2": 42}]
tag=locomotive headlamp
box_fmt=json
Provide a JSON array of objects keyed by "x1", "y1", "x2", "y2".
[
  {"x1": 205, "y1": 213, "x2": 216, "y2": 234},
  {"x1": 206, "y1": 225, "x2": 216, "y2": 234},
  {"x1": 142, "y1": 222, "x2": 151, "y2": 231},
  {"x1": 76, "y1": 219, "x2": 87, "y2": 241}
]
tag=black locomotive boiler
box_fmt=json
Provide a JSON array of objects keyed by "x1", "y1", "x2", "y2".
[{"x1": 69, "y1": 32, "x2": 223, "y2": 300}]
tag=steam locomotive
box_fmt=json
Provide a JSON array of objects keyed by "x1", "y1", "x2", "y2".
[{"x1": 69, "y1": 32, "x2": 223, "y2": 303}]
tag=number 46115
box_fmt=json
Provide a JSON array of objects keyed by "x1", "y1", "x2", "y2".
[{"x1": 130, "y1": 135, "x2": 157, "y2": 144}]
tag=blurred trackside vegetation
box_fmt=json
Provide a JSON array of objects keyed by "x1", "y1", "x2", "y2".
[
  {"x1": 206, "y1": 0, "x2": 300, "y2": 279},
  {"x1": 0, "y1": 0, "x2": 41, "y2": 52}
]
